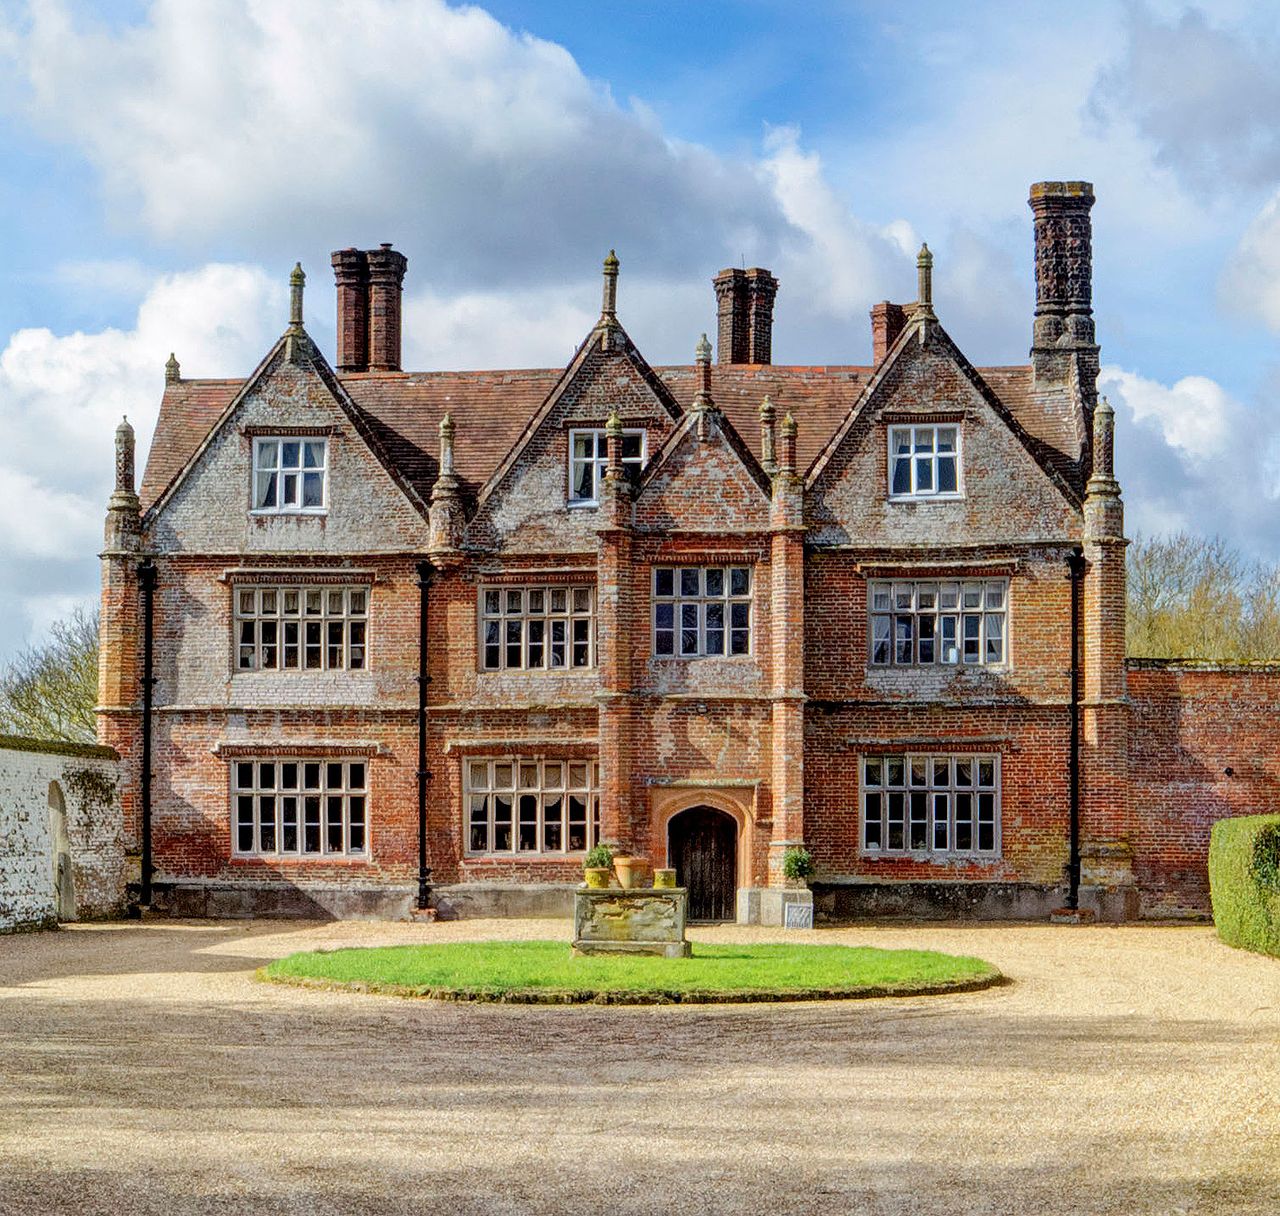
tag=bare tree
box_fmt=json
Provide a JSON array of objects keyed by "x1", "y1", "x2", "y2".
[
  {"x1": 0, "y1": 608, "x2": 100, "y2": 744},
  {"x1": 1127, "y1": 533, "x2": 1280, "y2": 660}
]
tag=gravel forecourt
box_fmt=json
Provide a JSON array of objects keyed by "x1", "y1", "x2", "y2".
[{"x1": 0, "y1": 918, "x2": 1276, "y2": 1215}]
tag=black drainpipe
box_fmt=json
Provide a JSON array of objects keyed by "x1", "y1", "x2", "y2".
[
  {"x1": 137, "y1": 557, "x2": 157, "y2": 907},
  {"x1": 1065, "y1": 547, "x2": 1086, "y2": 910},
  {"x1": 415, "y1": 560, "x2": 434, "y2": 911}
]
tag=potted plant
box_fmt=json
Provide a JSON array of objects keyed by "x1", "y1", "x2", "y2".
[
  {"x1": 613, "y1": 854, "x2": 647, "y2": 890},
  {"x1": 782, "y1": 846, "x2": 815, "y2": 888},
  {"x1": 583, "y1": 844, "x2": 614, "y2": 889}
]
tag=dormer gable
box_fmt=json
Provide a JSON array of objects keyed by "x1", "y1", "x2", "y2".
[
  {"x1": 633, "y1": 341, "x2": 772, "y2": 533},
  {"x1": 806, "y1": 306, "x2": 1081, "y2": 548},
  {"x1": 467, "y1": 254, "x2": 683, "y2": 553},
  {"x1": 143, "y1": 267, "x2": 429, "y2": 555}
]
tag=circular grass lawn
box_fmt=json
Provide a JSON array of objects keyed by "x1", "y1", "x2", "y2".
[{"x1": 261, "y1": 940, "x2": 1002, "y2": 1005}]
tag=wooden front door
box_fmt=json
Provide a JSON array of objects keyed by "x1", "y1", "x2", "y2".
[{"x1": 668, "y1": 806, "x2": 737, "y2": 922}]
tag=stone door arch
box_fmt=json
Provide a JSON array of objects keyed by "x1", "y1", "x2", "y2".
[
  {"x1": 48, "y1": 780, "x2": 75, "y2": 921},
  {"x1": 668, "y1": 805, "x2": 738, "y2": 922}
]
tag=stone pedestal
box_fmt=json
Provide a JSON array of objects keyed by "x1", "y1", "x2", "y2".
[
  {"x1": 572, "y1": 887, "x2": 691, "y2": 958},
  {"x1": 736, "y1": 886, "x2": 814, "y2": 928}
]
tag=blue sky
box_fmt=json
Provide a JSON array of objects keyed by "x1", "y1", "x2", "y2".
[{"x1": 1, "y1": 0, "x2": 1278, "y2": 660}]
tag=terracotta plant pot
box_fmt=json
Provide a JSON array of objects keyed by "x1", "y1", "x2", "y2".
[
  {"x1": 613, "y1": 855, "x2": 646, "y2": 889},
  {"x1": 652, "y1": 868, "x2": 677, "y2": 889},
  {"x1": 583, "y1": 867, "x2": 611, "y2": 889}
]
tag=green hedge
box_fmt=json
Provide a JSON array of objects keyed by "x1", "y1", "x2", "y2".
[{"x1": 1209, "y1": 814, "x2": 1280, "y2": 958}]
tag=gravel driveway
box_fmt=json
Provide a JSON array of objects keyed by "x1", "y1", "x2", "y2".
[{"x1": 0, "y1": 918, "x2": 1276, "y2": 1215}]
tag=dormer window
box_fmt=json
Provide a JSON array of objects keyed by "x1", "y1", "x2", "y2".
[
  {"x1": 568, "y1": 428, "x2": 645, "y2": 505},
  {"x1": 253, "y1": 438, "x2": 327, "y2": 513},
  {"x1": 888, "y1": 424, "x2": 960, "y2": 499}
]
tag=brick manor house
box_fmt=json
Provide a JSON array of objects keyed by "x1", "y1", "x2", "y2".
[{"x1": 97, "y1": 181, "x2": 1272, "y2": 923}]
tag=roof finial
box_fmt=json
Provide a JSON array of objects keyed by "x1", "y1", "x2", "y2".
[
  {"x1": 439, "y1": 412, "x2": 456, "y2": 477},
  {"x1": 916, "y1": 243, "x2": 934, "y2": 320},
  {"x1": 759, "y1": 395, "x2": 777, "y2": 474},
  {"x1": 779, "y1": 410, "x2": 797, "y2": 474},
  {"x1": 601, "y1": 249, "x2": 619, "y2": 319},
  {"x1": 289, "y1": 262, "x2": 305, "y2": 330},
  {"x1": 164, "y1": 352, "x2": 180, "y2": 384}
]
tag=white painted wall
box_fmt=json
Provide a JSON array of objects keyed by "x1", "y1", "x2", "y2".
[{"x1": 0, "y1": 739, "x2": 126, "y2": 931}]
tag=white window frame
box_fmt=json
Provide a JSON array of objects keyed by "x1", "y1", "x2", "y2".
[
  {"x1": 232, "y1": 758, "x2": 368, "y2": 857},
  {"x1": 478, "y1": 584, "x2": 595, "y2": 671},
  {"x1": 464, "y1": 757, "x2": 600, "y2": 855},
  {"x1": 235, "y1": 585, "x2": 369, "y2": 671},
  {"x1": 887, "y1": 424, "x2": 962, "y2": 500},
  {"x1": 861, "y1": 753, "x2": 1000, "y2": 857},
  {"x1": 252, "y1": 437, "x2": 328, "y2": 514},
  {"x1": 652, "y1": 565, "x2": 753, "y2": 658},
  {"x1": 869, "y1": 579, "x2": 1008, "y2": 668},
  {"x1": 567, "y1": 427, "x2": 646, "y2": 506}
]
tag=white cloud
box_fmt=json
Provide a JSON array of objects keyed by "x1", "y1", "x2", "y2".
[
  {"x1": 1220, "y1": 191, "x2": 1280, "y2": 332},
  {"x1": 3, "y1": 0, "x2": 784, "y2": 286},
  {"x1": 1100, "y1": 363, "x2": 1280, "y2": 554},
  {"x1": 1100, "y1": 367, "x2": 1243, "y2": 462},
  {"x1": 0, "y1": 262, "x2": 281, "y2": 657}
]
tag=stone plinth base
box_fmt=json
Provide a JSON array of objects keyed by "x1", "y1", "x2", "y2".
[
  {"x1": 572, "y1": 887, "x2": 691, "y2": 957},
  {"x1": 1050, "y1": 906, "x2": 1097, "y2": 925},
  {"x1": 736, "y1": 887, "x2": 814, "y2": 928}
]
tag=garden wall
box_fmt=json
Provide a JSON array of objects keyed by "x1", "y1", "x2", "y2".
[
  {"x1": 1127, "y1": 660, "x2": 1280, "y2": 917},
  {"x1": 0, "y1": 735, "x2": 126, "y2": 931}
]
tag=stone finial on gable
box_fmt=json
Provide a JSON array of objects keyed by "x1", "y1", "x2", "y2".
[
  {"x1": 1084, "y1": 395, "x2": 1123, "y2": 542},
  {"x1": 289, "y1": 262, "x2": 306, "y2": 331},
  {"x1": 601, "y1": 250, "x2": 619, "y2": 319},
  {"x1": 164, "y1": 352, "x2": 180, "y2": 384},
  {"x1": 105, "y1": 414, "x2": 141, "y2": 550},
  {"x1": 114, "y1": 416, "x2": 135, "y2": 496},
  {"x1": 692, "y1": 333, "x2": 716, "y2": 440},
  {"x1": 778, "y1": 410, "x2": 797, "y2": 474},
  {"x1": 429, "y1": 411, "x2": 465, "y2": 559},
  {"x1": 759, "y1": 395, "x2": 777, "y2": 474},
  {"x1": 916, "y1": 243, "x2": 935, "y2": 332},
  {"x1": 604, "y1": 407, "x2": 625, "y2": 479}
]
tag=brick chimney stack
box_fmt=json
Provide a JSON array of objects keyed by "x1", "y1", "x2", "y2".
[
  {"x1": 713, "y1": 267, "x2": 778, "y2": 364},
  {"x1": 870, "y1": 302, "x2": 908, "y2": 365},
  {"x1": 1029, "y1": 181, "x2": 1098, "y2": 388},
  {"x1": 366, "y1": 244, "x2": 408, "y2": 371},
  {"x1": 331, "y1": 244, "x2": 408, "y2": 373}
]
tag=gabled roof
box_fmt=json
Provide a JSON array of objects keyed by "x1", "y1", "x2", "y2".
[
  {"x1": 474, "y1": 318, "x2": 684, "y2": 508},
  {"x1": 139, "y1": 345, "x2": 1087, "y2": 513},
  {"x1": 142, "y1": 329, "x2": 430, "y2": 522},
  {"x1": 636, "y1": 398, "x2": 772, "y2": 501},
  {"x1": 805, "y1": 317, "x2": 1084, "y2": 506}
]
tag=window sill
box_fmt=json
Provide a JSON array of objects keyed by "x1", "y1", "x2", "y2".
[
  {"x1": 650, "y1": 655, "x2": 757, "y2": 663},
  {"x1": 859, "y1": 852, "x2": 1002, "y2": 863},
  {"x1": 230, "y1": 853, "x2": 371, "y2": 864},
  {"x1": 566, "y1": 499, "x2": 599, "y2": 510},
  {"x1": 866, "y1": 664, "x2": 1012, "y2": 674},
  {"x1": 886, "y1": 494, "x2": 965, "y2": 504},
  {"x1": 248, "y1": 509, "x2": 329, "y2": 517}
]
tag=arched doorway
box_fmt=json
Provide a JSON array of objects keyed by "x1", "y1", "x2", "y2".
[
  {"x1": 668, "y1": 805, "x2": 737, "y2": 922},
  {"x1": 48, "y1": 781, "x2": 75, "y2": 921}
]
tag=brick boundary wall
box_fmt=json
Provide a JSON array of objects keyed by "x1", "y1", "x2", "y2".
[
  {"x1": 0, "y1": 735, "x2": 126, "y2": 931},
  {"x1": 1127, "y1": 659, "x2": 1280, "y2": 918}
]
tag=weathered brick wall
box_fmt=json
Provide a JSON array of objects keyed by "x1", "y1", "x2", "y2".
[
  {"x1": 0, "y1": 737, "x2": 125, "y2": 931},
  {"x1": 1127, "y1": 660, "x2": 1280, "y2": 917}
]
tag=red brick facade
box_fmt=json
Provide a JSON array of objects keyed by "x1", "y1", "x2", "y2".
[{"x1": 95, "y1": 183, "x2": 1259, "y2": 922}]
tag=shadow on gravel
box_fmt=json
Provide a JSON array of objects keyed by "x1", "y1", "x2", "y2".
[
  {"x1": 0, "y1": 1151, "x2": 1272, "y2": 1216},
  {"x1": 0, "y1": 921, "x2": 313, "y2": 987}
]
